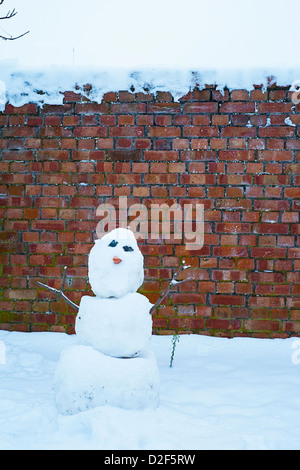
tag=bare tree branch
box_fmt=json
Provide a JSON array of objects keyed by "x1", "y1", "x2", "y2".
[
  {"x1": 150, "y1": 262, "x2": 192, "y2": 315},
  {"x1": 37, "y1": 266, "x2": 79, "y2": 311},
  {"x1": 0, "y1": 1, "x2": 29, "y2": 41}
]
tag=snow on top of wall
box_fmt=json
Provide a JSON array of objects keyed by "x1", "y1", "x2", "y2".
[{"x1": 1, "y1": 62, "x2": 300, "y2": 111}]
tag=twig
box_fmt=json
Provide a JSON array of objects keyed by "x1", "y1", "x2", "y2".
[
  {"x1": 169, "y1": 333, "x2": 180, "y2": 368},
  {"x1": 37, "y1": 281, "x2": 79, "y2": 310},
  {"x1": 150, "y1": 261, "x2": 192, "y2": 315},
  {"x1": 0, "y1": 8, "x2": 17, "y2": 20},
  {"x1": 0, "y1": 30, "x2": 29, "y2": 41},
  {"x1": 37, "y1": 266, "x2": 79, "y2": 311},
  {"x1": 61, "y1": 265, "x2": 68, "y2": 291}
]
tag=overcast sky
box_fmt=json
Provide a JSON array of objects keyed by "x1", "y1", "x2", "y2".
[{"x1": 0, "y1": 0, "x2": 299, "y2": 69}]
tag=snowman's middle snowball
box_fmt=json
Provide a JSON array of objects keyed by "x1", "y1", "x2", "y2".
[{"x1": 75, "y1": 293, "x2": 153, "y2": 358}]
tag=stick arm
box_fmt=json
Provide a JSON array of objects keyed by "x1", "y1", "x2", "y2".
[
  {"x1": 36, "y1": 266, "x2": 79, "y2": 311},
  {"x1": 149, "y1": 262, "x2": 192, "y2": 315}
]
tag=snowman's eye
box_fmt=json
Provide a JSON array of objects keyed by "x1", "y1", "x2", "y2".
[
  {"x1": 108, "y1": 240, "x2": 118, "y2": 247},
  {"x1": 123, "y1": 245, "x2": 134, "y2": 252}
]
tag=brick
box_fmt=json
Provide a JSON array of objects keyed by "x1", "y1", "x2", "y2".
[
  {"x1": 219, "y1": 150, "x2": 255, "y2": 161},
  {"x1": 110, "y1": 126, "x2": 144, "y2": 137},
  {"x1": 244, "y1": 319, "x2": 280, "y2": 331},
  {"x1": 45, "y1": 115, "x2": 61, "y2": 126},
  {"x1": 215, "y1": 223, "x2": 251, "y2": 233},
  {"x1": 210, "y1": 295, "x2": 245, "y2": 306},
  {"x1": 3, "y1": 150, "x2": 34, "y2": 161},
  {"x1": 148, "y1": 127, "x2": 181, "y2": 138},
  {"x1": 245, "y1": 187, "x2": 263, "y2": 198},
  {"x1": 101, "y1": 92, "x2": 117, "y2": 102},
  {"x1": 10, "y1": 115, "x2": 26, "y2": 126},
  {"x1": 63, "y1": 91, "x2": 82, "y2": 102},
  {"x1": 260, "y1": 213, "x2": 279, "y2": 223},
  {"x1": 282, "y1": 212, "x2": 299, "y2": 223},
  {"x1": 5, "y1": 289, "x2": 36, "y2": 300},
  {"x1": 183, "y1": 102, "x2": 218, "y2": 113},
  {"x1": 210, "y1": 139, "x2": 227, "y2": 149},
  {"x1": 181, "y1": 150, "x2": 216, "y2": 161},
  {"x1": 180, "y1": 174, "x2": 215, "y2": 185},
  {"x1": 36, "y1": 150, "x2": 69, "y2": 161},
  {"x1": 257, "y1": 102, "x2": 293, "y2": 113},
  {"x1": 116, "y1": 138, "x2": 133, "y2": 148},
  {"x1": 107, "y1": 174, "x2": 141, "y2": 185},
  {"x1": 145, "y1": 151, "x2": 178, "y2": 161},
  {"x1": 228, "y1": 138, "x2": 246, "y2": 149},
  {"x1": 74, "y1": 126, "x2": 107, "y2": 137},
  {"x1": 284, "y1": 188, "x2": 300, "y2": 198},
  {"x1": 248, "y1": 139, "x2": 265, "y2": 150},
  {"x1": 251, "y1": 247, "x2": 286, "y2": 258},
  {"x1": 172, "y1": 139, "x2": 189, "y2": 149},
  {"x1": 183, "y1": 126, "x2": 218, "y2": 137},
  {"x1": 5, "y1": 103, "x2": 38, "y2": 114},
  {"x1": 253, "y1": 223, "x2": 289, "y2": 234},
  {"x1": 208, "y1": 187, "x2": 224, "y2": 198},
  {"x1": 111, "y1": 103, "x2": 146, "y2": 114},
  {"x1": 231, "y1": 90, "x2": 249, "y2": 101},
  {"x1": 134, "y1": 139, "x2": 151, "y2": 149},
  {"x1": 227, "y1": 163, "x2": 245, "y2": 173},
  {"x1": 145, "y1": 174, "x2": 177, "y2": 184},
  {"x1": 215, "y1": 199, "x2": 252, "y2": 210},
  {"x1": 220, "y1": 102, "x2": 255, "y2": 113},
  {"x1": 75, "y1": 102, "x2": 109, "y2": 114},
  {"x1": 190, "y1": 139, "x2": 209, "y2": 149},
  {"x1": 32, "y1": 220, "x2": 65, "y2": 231},
  {"x1": 254, "y1": 200, "x2": 290, "y2": 211},
  {"x1": 259, "y1": 126, "x2": 295, "y2": 138},
  {"x1": 213, "y1": 246, "x2": 248, "y2": 257},
  {"x1": 265, "y1": 164, "x2": 282, "y2": 175},
  {"x1": 193, "y1": 115, "x2": 210, "y2": 125},
  {"x1": 171, "y1": 293, "x2": 206, "y2": 304},
  {"x1": 289, "y1": 248, "x2": 300, "y2": 259},
  {"x1": 221, "y1": 127, "x2": 256, "y2": 137},
  {"x1": 107, "y1": 149, "x2": 143, "y2": 161},
  {"x1": 146, "y1": 102, "x2": 181, "y2": 114}
]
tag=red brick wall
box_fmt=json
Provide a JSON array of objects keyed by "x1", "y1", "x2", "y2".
[{"x1": 0, "y1": 84, "x2": 300, "y2": 338}]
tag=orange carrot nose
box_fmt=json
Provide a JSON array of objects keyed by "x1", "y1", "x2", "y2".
[{"x1": 113, "y1": 256, "x2": 122, "y2": 264}]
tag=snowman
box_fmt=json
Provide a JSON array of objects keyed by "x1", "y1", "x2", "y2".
[{"x1": 54, "y1": 228, "x2": 160, "y2": 415}]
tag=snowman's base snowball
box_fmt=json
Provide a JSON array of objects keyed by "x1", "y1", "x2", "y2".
[
  {"x1": 54, "y1": 345, "x2": 160, "y2": 415},
  {"x1": 75, "y1": 293, "x2": 153, "y2": 358}
]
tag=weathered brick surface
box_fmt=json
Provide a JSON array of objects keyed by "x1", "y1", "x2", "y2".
[{"x1": 0, "y1": 84, "x2": 300, "y2": 338}]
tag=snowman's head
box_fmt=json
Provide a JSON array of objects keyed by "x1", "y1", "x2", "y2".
[{"x1": 88, "y1": 228, "x2": 144, "y2": 298}]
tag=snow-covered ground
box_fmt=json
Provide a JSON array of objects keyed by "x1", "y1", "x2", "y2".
[{"x1": 1, "y1": 330, "x2": 300, "y2": 450}]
